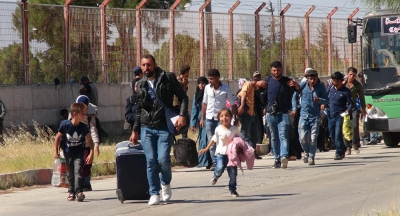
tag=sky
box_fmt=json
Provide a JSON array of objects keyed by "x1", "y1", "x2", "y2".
[{"x1": 188, "y1": 0, "x2": 369, "y2": 19}]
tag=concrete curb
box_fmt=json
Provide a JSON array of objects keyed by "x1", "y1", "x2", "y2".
[{"x1": 0, "y1": 162, "x2": 116, "y2": 189}]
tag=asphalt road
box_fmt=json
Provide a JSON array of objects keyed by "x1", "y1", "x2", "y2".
[{"x1": 1, "y1": 144, "x2": 400, "y2": 216}]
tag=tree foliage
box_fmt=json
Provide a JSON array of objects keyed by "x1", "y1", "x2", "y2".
[{"x1": 354, "y1": 0, "x2": 400, "y2": 10}]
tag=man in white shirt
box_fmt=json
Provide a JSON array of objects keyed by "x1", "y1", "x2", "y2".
[{"x1": 200, "y1": 69, "x2": 238, "y2": 170}]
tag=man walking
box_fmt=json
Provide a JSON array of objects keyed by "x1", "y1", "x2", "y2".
[
  {"x1": 80, "y1": 76, "x2": 99, "y2": 106},
  {"x1": 292, "y1": 70, "x2": 328, "y2": 165},
  {"x1": 237, "y1": 71, "x2": 263, "y2": 159},
  {"x1": 343, "y1": 67, "x2": 366, "y2": 154},
  {"x1": 266, "y1": 61, "x2": 299, "y2": 169},
  {"x1": 130, "y1": 54, "x2": 188, "y2": 205},
  {"x1": 200, "y1": 69, "x2": 238, "y2": 171},
  {"x1": 326, "y1": 71, "x2": 353, "y2": 160},
  {"x1": 0, "y1": 99, "x2": 6, "y2": 144}
]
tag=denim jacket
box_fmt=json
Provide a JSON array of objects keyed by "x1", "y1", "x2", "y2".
[{"x1": 292, "y1": 81, "x2": 328, "y2": 119}]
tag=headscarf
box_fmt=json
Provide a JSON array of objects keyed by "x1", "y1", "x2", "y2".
[
  {"x1": 195, "y1": 76, "x2": 209, "y2": 104},
  {"x1": 238, "y1": 78, "x2": 247, "y2": 90}
]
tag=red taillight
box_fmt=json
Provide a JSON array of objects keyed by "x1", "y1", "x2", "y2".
[{"x1": 366, "y1": 104, "x2": 373, "y2": 109}]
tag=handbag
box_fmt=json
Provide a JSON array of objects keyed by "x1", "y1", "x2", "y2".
[{"x1": 150, "y1": 86, "x2": 189, "y2": 135}]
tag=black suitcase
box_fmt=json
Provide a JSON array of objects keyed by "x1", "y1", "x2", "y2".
[{"x1": 115, "y1": 140, "x2": 150, "y2": 203}]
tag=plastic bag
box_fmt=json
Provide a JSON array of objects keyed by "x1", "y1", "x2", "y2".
[{"x1": 342, "y1": 114, "x2": 353, "y2": 141}]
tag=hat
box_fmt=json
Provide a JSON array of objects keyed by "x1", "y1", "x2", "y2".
[
  {"x1": 133, "y1": 66, "x2": 142, "y2": 76},
  {"x1": 80, "y1": 76, "x2": 89, "y2": 84},
  {"x1": 306, "y1": 70, "x2": 318, "y2": 77},
  {"x1": 238, "y1": 78, "x2": 247, "y2": 89},
  {"x1": 304, "y1": 68, "x2": 314, "y2": 74},
  {"x1": 76, "y1": 95, "x2": 89, "y2": 106},
  {"x1": 253, "y1": 71, "x2": 261, "y2": 78}
]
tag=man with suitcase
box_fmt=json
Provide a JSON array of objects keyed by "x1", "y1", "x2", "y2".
[{"x1": 130, "y1": 54, "x2": 188, "y2": 205}]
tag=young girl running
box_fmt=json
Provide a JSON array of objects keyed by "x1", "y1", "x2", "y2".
[{"x1": 199, "y1": 108, "x2": 243, "y2": 197}]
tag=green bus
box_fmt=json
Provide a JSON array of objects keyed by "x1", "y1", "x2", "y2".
[{"x1": 362, "y1": 9, "x2": 400, "y2": 146}]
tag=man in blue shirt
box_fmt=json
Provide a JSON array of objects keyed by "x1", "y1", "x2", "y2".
[
  {"x1": 326, "y1": 71, "x2": 353, "y2": 160},
  {"x1": 266, "y1": 61, "x2": 300, "y2": 169},
  {"x1": 292, "y1": 70, "x2": 328, "y2": 165}
]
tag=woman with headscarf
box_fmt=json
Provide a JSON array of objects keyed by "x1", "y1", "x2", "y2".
[{"x1": 190, "y1": 76, "x2": 211, "y2": 168}]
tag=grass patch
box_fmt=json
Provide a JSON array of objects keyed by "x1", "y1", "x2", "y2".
[{"x1": 0, "y1": 121, "x2": 120, "y2": 175}]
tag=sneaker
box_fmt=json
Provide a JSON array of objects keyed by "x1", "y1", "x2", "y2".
[
  {"x1": 210, "y1": 163, "x2": 216, "y2": 171},
  {"x1": 333, "y1": 154, "x2": 342, "y2": 160},
  {"x1": 346, "y1": 148, "x2": 351, "y2": 156},
  {"x1": 255, "y1": 155, "x2": 263, "y2": 160},
  {"x1": 82, "y1": 183, "x2": 92, "y2": 192},
  {"x1": 76, "y1": 192, "x2": 85, "y2": 202},
  {"x1": 210, "y1": 176, "x2": 219, "y2": 185},
  {"x1": 161, "y1": 184, "x2": 172, "y2": 202},
  {"x1": 302, "y1": 153, "x2": 309, "y2": 163},
  {"x1": 148, "y1": 195, "x2": 160, "y2": 206},
  {"x1": 281, "y1": 157, "x2": 288, "y2": 169},
  {"x1": 308, "y1": 158, "x2": 315, "y2": 165},
  {"x1": 271, "y1": 160, "x2": 281, "y2": 168},
  {"x1": 353, "y1": 144, "x2": 360, "y2": 154},
  {"x1": 229, "y1": 190, "x2": 240, "y2": 197}
]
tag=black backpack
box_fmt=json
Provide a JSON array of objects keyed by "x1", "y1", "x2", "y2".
[
  {"x1": 88, "y1": 116, "x2": 108, "y2": 144},
  {"x1": 173, "y1": 138, "x2": 198, "y2": 168}
]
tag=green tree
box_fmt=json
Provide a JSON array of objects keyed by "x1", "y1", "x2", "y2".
[
  {"x1": 0, "y1": 43, "x2": 40, "y2": 84},
  {"x1": 10, "y1": 0, "x2": 192, "y2": 84},
  {"x1": 354, "y1": 0, "x2": 400, "y2": 10}
]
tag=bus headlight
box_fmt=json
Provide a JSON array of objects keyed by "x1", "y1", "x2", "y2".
[{"x1": 367, "y1": 106, "x2": 388, "y2": 119}]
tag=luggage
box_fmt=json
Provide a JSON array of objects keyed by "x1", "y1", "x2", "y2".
[
  {"x1": 115, "y1": 140, "x2": 150, "y2": 203},
  {"x1": 173, "y1": 138, "x2": 198, "y2": 168}
]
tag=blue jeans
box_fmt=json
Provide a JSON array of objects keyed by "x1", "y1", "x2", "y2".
[
  {"x1": 240, "y1": 114, "x2": 261, "y2": 148},
  {"x1": 266, "y1": 113, "x2": 289, "y2": 160},
  {"x1": 298, "y1": 117, "x2": 319, "y2": 160},
  {"x1": 328, "y1": 116, "x2": 346, "y2": 157},
  {"x1": 64, "y1": 151, "x2": 84, "y2": 194},
  {"x1": 141, "y1": 127, "x2": 172, "y2": 196},
  {"x1": 205, "y1": 119, "x2": 219, "y2": 164},
  {"x1": 213, "y1": 154, "x2": 237, "y2": 191}
]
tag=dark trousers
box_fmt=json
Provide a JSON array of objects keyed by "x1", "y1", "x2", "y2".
[
  {"x1": 82, "y1": 147, "x2": 92, "y2": 185},
  {"x1": 65, "y1": 151, "x2": 84, "y2": 194}
]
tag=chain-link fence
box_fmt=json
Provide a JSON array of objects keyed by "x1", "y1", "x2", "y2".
[{"x1": 0, "y1": 2, "x2": 363, "y2": 84}]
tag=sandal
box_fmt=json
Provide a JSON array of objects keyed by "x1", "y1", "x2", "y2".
[
  {"x1": 77, "y1": 192, "x2": 85, "y2": 202},
  {"x1": 67, "y1": 193, "x2": 75, "y2": 201}
]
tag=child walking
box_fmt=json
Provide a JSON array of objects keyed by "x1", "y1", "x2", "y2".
[
  {"x1": 54, "y1": 103, "x2": 94, "y2": 202},
  {"x1": 199, "y1": 108, "x2": 242, "y2": 197}
]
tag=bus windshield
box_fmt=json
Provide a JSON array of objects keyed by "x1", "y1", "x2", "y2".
[{"x1": 363, "y1": 16, "x2": 400, "y2": 91}]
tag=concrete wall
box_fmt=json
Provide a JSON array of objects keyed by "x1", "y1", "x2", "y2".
[
  {"x1": 1, "y1": 77, "x2": 330, "y2": 136},
  {"x1": 0, "y1": 81, "x2": 240, "y2": 136}
]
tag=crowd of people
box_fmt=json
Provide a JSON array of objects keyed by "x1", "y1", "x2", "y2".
[{"x1": 53, "y1": 53, "x2": 380, "y2": 205}]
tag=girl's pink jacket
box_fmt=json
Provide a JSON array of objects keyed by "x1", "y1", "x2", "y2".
[{"x1": 226, "y1": 137, "x2": 255, "y2": 173}]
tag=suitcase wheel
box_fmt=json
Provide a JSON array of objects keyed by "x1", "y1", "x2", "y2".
[{"x1": 116, "y1": 189, "x2": 124, "y2": 204}]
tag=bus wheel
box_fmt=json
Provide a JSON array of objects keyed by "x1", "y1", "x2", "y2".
[{"x1": 382, "y1": 132, "x2": 400, "y2": 147}]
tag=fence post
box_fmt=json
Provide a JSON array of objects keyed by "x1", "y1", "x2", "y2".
[
  {"x1": 255, "y1": 2, "x2": 266, "y2": 73},
  {"x1": 304, "y1": 5, "x2": 315, "y2": 70},
  {"x1": 100, "y1": 0, "x2": 110, "y2": 83},
  {"x1": 199, "y1": 0, "x2": 211, "y2": 77},
  {"x1": 280, "y1": 4, "x2": 290, "y2": 75},
  {"x1": 64, "y1": 0, "x2": 73, "y2": 84},
  {"x1": 327, "y1": 7, "x2": 338, "y2": 76},
  {"x1": 170, "y1": 0, "x2": 182, "y2": 73},
  {"x1": 21, "y1": 0, "x2": 30, "y2": 85},
  {"x1": 228, "y1": 1, "x2": 240, "y2": 80},
  {"x1": 348, "y1": 8, "x2": 359, "y2": 67},
  {"x1": 136, "y1": 0, "x2": 148, "y2": 67}
]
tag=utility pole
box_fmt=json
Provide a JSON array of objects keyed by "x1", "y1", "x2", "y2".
[{"x1": 205, "y1": 0, "x2": 213, "y2": 71}]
